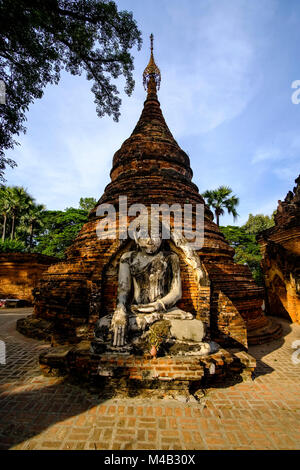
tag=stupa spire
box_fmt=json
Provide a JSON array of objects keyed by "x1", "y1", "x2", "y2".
[
  {"x1": 143, "y1": 33, "x2": 161, "y2": 98},
  {"x1": 110, "y1": 32, "x2": 192, "y2": 184}
]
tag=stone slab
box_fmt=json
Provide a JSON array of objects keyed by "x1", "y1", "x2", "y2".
[{"x1": 169, "y1": 319, "x2": 205, "y2": 342}]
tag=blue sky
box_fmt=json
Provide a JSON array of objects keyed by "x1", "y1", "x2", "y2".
[{"x1": 4, "y1": 0, "x2": 300, "y2": 225}]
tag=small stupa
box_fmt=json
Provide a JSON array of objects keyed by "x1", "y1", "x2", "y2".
[
  {"x1": 258, "y1": 175, "x2": 300, "y2": 324},
  {"x1": 18, "y1": 35, "x2": 282, "y2": 388}
]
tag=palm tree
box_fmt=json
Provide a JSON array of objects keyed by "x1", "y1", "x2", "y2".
[
  {"x1": 19, "y1": 203, "x2": 45, "y2": 248},
  {"x1": 0, "y1": 186, "x2": 11, "y2": 241},
  {"x1": 6, "y1": 187, "x2": 33, "y2": 240},
  {"x1": 202, "y1": 186, "x2": 239, "y2": 226}
]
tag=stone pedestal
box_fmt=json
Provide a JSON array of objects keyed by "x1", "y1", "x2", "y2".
[{"x1": 39, "y1": 341, "x2": 256, "y2": 396}]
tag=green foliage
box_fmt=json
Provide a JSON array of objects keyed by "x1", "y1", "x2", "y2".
[
  {"x1": 202, "y1": 186, "x2": 239, "y2": 226},
  {"x1": 34, "y1": 207, "x2": 89, "y2": 258},
  {"x1": 243, "y1": 213, "x2": 275, "y2": 234},
  {"x1": 220, "y1": 224, "x2": 264, "y2": 285},
  {"x1": 235, "y1": 244, "x2": 263, "y2": 286},
  {"x1": 17, "y1": 203, "x2": 46, "y2": 248},
  {"x1": 219, "y1": 225, "x2": 251, "y2": 248},
  {"x1": 0, "y1": 187, "x2": 97, "y2": 257},
  {"x1": 0, "y1": 0, "x2": 142, "y2": 180},
  {"x1": 79, "y1": 197, "x2": 97, "y2": 212},
  {"x1": 0, "y1": 239, "x2": 26, "y2": 252},
  {"x1": 0, "y1": 185, "x2": 36, "y2": 241},
  {"x1": 220, "y1": 211, "x2": 275, "y2": 286}
]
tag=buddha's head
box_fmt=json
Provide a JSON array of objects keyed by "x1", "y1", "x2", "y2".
[
  {"x1": 136, "y1": 234, "x2": 162, "y2": 255},
  {"x1": 133, "y1": 215, "x2": 165, "y2": 254}
]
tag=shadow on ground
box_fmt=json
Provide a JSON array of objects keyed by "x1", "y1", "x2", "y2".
[
  {"x1": 0, "y1": 376, "x2": 110, "y2": 450},
  {"x1": 248, "y1": 316, "x2": 293, "y2": 379}
]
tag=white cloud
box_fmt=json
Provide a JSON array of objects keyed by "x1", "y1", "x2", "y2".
[
  {"x1": 156, "y1": 0, "x2": 277, "y2": 137},
  {"x1": 251, "y1": 132, "x2": 300, "y2": 183},
  {"x1": 252, "y1": 148, "x2": 281, "y2": 163},
  {"x1": 273, "y1": 163, "x2": 300, "y2": 182}
]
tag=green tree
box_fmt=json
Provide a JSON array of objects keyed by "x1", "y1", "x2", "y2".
[
  {"x1": 5, "y1": 186, "x2": 33, "y2": 240},
  {"x1": 220, "y1": 211, "x2": 276, "y2": 286},
  {"x1": 202, "y1": 186, "x2": 239, "y2": 226},
  {"x1": 79, "y1": 197, "x2": 97, "y2": 212},
  {"x1": 0, "y1": 0, "x2": 142, "y2": 180},
  {"x1": 18, "y1": 203, "x2": 45, "y2": 248},
  {"x1": 0, "y1": 185, "x2": 43, "y2": 244},
  {"x1": 243, "y1": 213, "x2": 275, "y2": 234},
  {"x1": 0, "y1": 185, "x2": 11, "y2": 240},
  {"x1": 220, "y1": 225, "x2": 263, "y2": 285},
  {"x1": 35, "y1": 207, "x2": 89, "y2": 258},
  {"x1": 219, "y1": 225, "x2": 251, "y2": 248}
]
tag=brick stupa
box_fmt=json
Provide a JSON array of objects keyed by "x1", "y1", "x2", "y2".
[
  {"x1": 258, "y1": 175, "x2": 300, "y2": 324},
  {"x1": 18, "y1": 36, "x2": 282, "y2": 376}
]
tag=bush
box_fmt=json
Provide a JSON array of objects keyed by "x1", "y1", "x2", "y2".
[{"x1": 0, "y1": 239, "x2": 26, "y2": 253}]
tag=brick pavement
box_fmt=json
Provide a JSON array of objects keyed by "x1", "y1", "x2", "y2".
[{"x1": 0, "y1": 309, "x2": 299, "y2": 450}]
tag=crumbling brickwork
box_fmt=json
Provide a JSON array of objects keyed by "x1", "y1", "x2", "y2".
[{"x1": 258, "y1": 176, "x2": 300, "y2": 324}]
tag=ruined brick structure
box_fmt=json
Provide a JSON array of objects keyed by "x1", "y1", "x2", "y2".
[
  {"x1": 0, "y1": 253, "x2": 57, "y2": 304},
  {"x1": 258, "y1": 176, "x2": 300, "y2": 324},
  {"x1": 17, "y1": 37, "x2": 282, "y2": 352}
]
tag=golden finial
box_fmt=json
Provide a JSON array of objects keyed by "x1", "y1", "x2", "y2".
[{"x1": 143, "y1": 33, "x2": 161, "y2": 92}]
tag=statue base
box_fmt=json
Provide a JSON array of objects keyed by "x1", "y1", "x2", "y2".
[{"x1": 38, "y1": 341, "x2": 256, "y2": 396}]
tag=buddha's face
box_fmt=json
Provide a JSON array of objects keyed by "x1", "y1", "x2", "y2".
[{"x1": 136, "y1": 236, "x2": 162, "y2": 254}]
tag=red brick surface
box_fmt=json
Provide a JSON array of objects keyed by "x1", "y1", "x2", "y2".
[
  {"x1": 0, "y1": 253, "x2": 57, "y2": 303},
  {"x1": 1, "y1": 310, "x2": 299, "y2": 450},
  {"x1": 258, "y1": 176, "x2": 300, "y2": 324}
]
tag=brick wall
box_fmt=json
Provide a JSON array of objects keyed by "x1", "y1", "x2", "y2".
[
  {"x1": 258, "y1": 175, "x2": 300, "y2": 324},
  {"x1": 0, "y1": 253, "x2": 57, "y2": 303}
]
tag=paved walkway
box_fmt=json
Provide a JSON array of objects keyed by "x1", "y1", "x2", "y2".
[{"x1": 0, "y1": 309, "x2": 299, "y2": 450}]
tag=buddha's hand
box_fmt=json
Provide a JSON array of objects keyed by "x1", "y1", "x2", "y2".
[
  {"x1": 135, "y1": 300, "x2": 166, "y2": 313},
  {"x1": 111, "y1": 305, "x2": 127, "y2": 347}
]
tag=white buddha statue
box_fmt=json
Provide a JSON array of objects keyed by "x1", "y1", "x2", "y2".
[{"x1": 94, "y1": 233, "x2": 193, "y2": 349}]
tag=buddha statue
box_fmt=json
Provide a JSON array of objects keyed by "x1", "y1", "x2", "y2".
[{"x1": 92, "y1": 232, "x2": 217, "y2": 355}]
